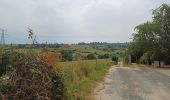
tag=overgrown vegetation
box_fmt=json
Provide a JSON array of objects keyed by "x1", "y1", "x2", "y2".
[
  {"x1": 61, "y1": 50, "x2": 74, "y2": 61},
  {"x1": 59, "y1": 59, "x2": 112, "y2": 99},
  {"x1": 98, "y1": 54, "x2": 110, "y2": 59},
  {"x1": 0, "y1": 29, "x2": 67, "y2": 99},
  {"x1": 0, "y1": 46, "x2": 113, "y2": 100},
  {"x1": 0, "y1": 48, "x2": 66, "y2": 100},
  {"x1": 86, "y1": 53, "x2": 96, "y2": 60},
  {"x1": 128, "y1": 3, "x2": 170, "y2": 66},
  {"x1": 111, "y1": 56, "x2": 118, "y2": 64}
]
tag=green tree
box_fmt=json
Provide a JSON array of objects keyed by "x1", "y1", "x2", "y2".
[
  {"x1": 61, "y1": 50, "x2": 74, "y2": 61},
  {"x1": 129, "y1": 3, "x2": 170, "y2": 64},
  {"x1": 28, "y1": 28, "x2": 37, "y2": 47},
  {"x1": 152, "y1": 4, "x2": 170, "y2": 52}
]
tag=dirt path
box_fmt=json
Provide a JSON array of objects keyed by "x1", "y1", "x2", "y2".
[{"x1": 94, "y1": 66, "x2": 170, "y2": 100}]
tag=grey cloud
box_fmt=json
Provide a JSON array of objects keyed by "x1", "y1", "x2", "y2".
[{"x1": 0, "y1": 0, "x2": 169, "y2": 44}]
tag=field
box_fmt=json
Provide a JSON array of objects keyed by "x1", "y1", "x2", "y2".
[
  {"x1": 0, "y1": 47, "x2": 114, "y2": 100},
  {"x1": 59, "y1": 59, "x2": 112, "y2": 99}
]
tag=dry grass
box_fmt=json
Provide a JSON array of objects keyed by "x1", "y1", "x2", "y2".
[{"x1": 59, "y1": 59, "x2": 112, "y2": 100}]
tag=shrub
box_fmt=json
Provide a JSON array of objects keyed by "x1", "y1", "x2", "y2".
[
  {"x1": 111, "y1": 56, "x2": 118, "y2": 62},
  {"x1": 86, "y1": 53, "x2": 96, "y2": 60},
  {"x1": 0, "y1": 49, "x2": 19, "y2": 76},
  {"x1": 61, "y1": 50, "x2": 74, "y2": 61},
  {"x1": 98, "y1": 54, "x2": 110, "y2": 59},
  {"x1": 123, "y1": 54, "x2": 129, "y2": 64},
  {"x1": 140, "y1": 51, "x2": 153, "y2": 64},
  {"x1": 0, "y1": 49, "x2": 66, "y2": 100}
]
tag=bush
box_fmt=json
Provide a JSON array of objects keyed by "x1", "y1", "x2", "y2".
[
  {"x1": 86, "y1": 53, "x2": 96, "y2": 60},
  {"x1": 140, "y1": 51, "x2": 153, "y2": 64},
  {"x1": 0, "y1": 49, "x2": 66, "y2": 100},
  {"x1": 98, "y1": 54, "x2": 110, "y2": 59},
  {"x1": 0, "y1": 76, "x2": 8, "y2": 90},
  {"x1": 111, "y1": 56, "x2": 118, "y2": 63},
  {"x1": 123, "y1": 54, "x2": 129, "y2": 64},
  {"x1": 0, "y1": 49, "x2": 19, "y2": 75},
  {"x1": 61, "y1": 50, "x2": 74, "y2": 61}
]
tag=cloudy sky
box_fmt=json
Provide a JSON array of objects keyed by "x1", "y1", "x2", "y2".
[{"x1": 0, "y1": 0, "x2": 169, "y2": 44}]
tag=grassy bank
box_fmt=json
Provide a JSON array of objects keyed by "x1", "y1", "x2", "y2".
[{"x1": 59, "y1": 59, "x2": 112, "y2": 100}]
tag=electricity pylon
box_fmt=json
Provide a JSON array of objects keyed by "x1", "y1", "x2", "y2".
[{"x1": 0, "y1": 28, "x2": 7, "y2": 46}]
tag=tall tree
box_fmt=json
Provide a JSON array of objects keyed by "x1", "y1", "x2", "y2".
[
  {"x1": 152, "y1": 4, "x2": 170, "y2": 51},
  {"x1": 128, "y1": 4, "x2": 170, "y2": 64}
]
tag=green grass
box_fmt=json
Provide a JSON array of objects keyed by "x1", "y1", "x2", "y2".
[{"x1": 59, "y1": 59, "x2": 112, "y2": 100}]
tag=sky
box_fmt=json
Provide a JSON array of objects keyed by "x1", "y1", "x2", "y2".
[{"x1": 0, "y1": 0, "x2": 170, "y2": 44}]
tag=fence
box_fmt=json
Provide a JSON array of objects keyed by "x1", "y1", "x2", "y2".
[{"x1": 153, "y1": 61, "x2": 170, "y2": 68}]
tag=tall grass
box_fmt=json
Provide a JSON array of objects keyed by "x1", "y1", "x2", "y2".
[{"x1": 59, "y1": 59, "x2": 112, "y2": 100}]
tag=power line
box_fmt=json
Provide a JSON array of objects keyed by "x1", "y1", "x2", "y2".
[{"x1": 0, "y1": 28, "x2": 7, "y2": 46}]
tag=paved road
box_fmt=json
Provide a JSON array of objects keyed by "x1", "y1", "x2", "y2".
[{"x1": 95, "y1": 67, "x2": 170, "y2": 100}]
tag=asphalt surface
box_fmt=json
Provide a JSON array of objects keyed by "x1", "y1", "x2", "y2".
[{"x1": 95, "y1": 67, "x2": 170, "y2": 100}]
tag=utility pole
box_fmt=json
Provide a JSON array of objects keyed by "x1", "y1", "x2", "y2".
[{"x1": 0, "y1": 28, "x2": 7, "y2": 46}]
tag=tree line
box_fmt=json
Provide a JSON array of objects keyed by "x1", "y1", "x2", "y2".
[{"x1": 11, "y1": 42, "x2": 128, "y2": 51}]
